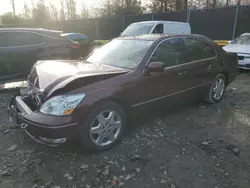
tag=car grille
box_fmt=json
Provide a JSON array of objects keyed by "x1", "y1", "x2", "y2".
[{"x1": 238, "y1": 56, "x2": 245, "y2": 60}]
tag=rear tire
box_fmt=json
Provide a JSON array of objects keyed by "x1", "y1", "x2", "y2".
[
  {"x1": 79, "y1": 101, "x2": 127, "y2": 152},
  {"x1": 206, "y1": 74, "x2": 226, "y2": 104}
]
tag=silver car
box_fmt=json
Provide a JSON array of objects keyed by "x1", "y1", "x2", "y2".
[{"x1": 223, "y1": 33, "x2": 250, "y2": 70}]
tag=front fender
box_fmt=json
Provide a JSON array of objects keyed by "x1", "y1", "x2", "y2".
[{"x1": 43, "y1": 72, "x2": 128, "y2": 100}]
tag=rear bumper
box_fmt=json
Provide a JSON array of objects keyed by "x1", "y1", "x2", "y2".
[{"x1": 8, "y1": 96, "x2": 80, "y2": 146}]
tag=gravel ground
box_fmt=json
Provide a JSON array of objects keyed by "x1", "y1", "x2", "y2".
[{"x1": 1, "y1": 74, "x2": 250, "y2": 188}]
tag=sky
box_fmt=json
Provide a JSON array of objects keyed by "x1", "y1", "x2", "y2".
[{"x1": 0, "y1": 0, "x2": 97, "y2": 15}]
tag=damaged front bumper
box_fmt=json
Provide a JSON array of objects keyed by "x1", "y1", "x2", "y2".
[{"x1": 8, "y1": 95, "x2": 79, "y2": 147}]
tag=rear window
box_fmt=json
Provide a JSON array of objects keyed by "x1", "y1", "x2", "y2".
[
  {"x1": 232, "y1": 35, "x2": 250, "y2": 45},
  {"x1": 0, "y1": 32, "x2": 44, "y2": 47},
  {"x1": 184, "y1": 37, "x2": 216, "y2": 62}
]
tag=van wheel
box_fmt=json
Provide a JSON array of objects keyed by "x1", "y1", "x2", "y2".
[
  {"x1": 79, "y1": 101, "x2": 127, "y2": 152},
  {"x1": 206, "y1": 74, "x2": 226, "y2": 104}
]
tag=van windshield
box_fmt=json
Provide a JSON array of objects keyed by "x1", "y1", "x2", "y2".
[
  {"x1": 122, "y1": 23, "x2": 155, "y2": 36},
  {"x1": 232, "y1": 35, "x2": 250, "y2": 45}
]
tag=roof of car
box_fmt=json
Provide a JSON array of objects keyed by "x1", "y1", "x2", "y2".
[
  {"x1": 61, "y1": 33, "x2": 81, "y2": 35},
  {"x1": 61, "y1": 33, "x2": 88, "y2": 36},
  {"x1": 132, "y1": 21, "x2": 189, "y2": 25},
  {"x1": 0, "y1": 28, "x2": 62, "y2": 33},
  {"x1": 116, "y1": 34, "x2": 204, "y2": 41}
]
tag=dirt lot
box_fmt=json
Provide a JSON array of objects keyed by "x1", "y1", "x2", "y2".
[{"x1": 1, "y1": 74, "x2": 250, "y2": 188}]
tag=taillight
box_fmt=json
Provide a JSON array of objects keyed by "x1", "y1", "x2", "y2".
[{"x1": 71, "y1": 44, "x2": 80, "y2": 49}]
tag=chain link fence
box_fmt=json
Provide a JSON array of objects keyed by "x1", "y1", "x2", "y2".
[{"x1": 1, "y1": 5, "x2": 250, "y2": 40}]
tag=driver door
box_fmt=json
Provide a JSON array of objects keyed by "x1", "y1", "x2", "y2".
[{"x1": 132, "y1": 37, "x2": 192, "y2": 109}]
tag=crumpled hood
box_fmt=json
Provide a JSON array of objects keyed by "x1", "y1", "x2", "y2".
[
  {"x1": 223, "y1": 44, "x2": 250, "y2": 54},
  {"x1": 28, "y1": 60, "x2": 129, "y2": 90}
]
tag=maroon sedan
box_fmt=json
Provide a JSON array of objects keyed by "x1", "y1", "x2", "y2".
[{"x1": 8, "y1": 34, "x2": 238, "y2": 152}]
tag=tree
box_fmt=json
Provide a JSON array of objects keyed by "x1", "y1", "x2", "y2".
[
  {"x1": 147, "y1": 0, "x2": 232, "y2": 11},
  {"x1": 1, "y1": 12, "x2": 23, "y2": 24},
  {"x1": 60, "y1": 0, "x2": 66, "y2": 20},
  {"x1": 115, "y1": 0, "x2": 144, "y2": 15},
  {"x1": 147, "y1": 0, "x2": 164, "y2": 12},
  {"x1": 49, "y1": 3, "x2": 59, "y2": 21},
  {"x1": 212, "y1": 0, "x2": 217, "y2": 8},
  {"x1": 66, "y1": 0, "x2": 77, "y2": 19},
  {"x1": 92, "y1": 0, "x2": 144, "y2": 17},
  {"x1": 92, "y1": 0, "x2": 119, "y2": 17},
  {"x1": 80, "y1": 8, "x2": 89, "y2": 19},
  {"x1": 22, "y1": 3, "x2": 32, "y2": 20},
  {"x1": 32, "y1": 1, "x2": 50, "y2": 22},
  {"x1": 10, "y1": 0, "x2": 16, "y2": 17},
  {"x1": 176, "y1": 0, "x2": 181, "y2": 10},
  {"x1": 184, "y1": 0, "x2": 188, "y2": 10},
  {"x1": 148, "y1": 0, "x2": 183, "y2": 12}
]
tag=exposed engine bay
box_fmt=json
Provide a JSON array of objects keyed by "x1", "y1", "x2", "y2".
[{"x1": 19, "y1": 86, "x2": 43, "y2": 111}]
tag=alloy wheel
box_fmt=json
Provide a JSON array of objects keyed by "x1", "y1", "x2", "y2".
[
  {"x1": 212, "y1": 77, "x2": 225, "y2": 100},
  {"x1": 90, "y1": 110, "x2": 122, "y2": 146}
]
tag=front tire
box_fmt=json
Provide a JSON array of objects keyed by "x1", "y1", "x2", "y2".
[
  {"x1": 206, "y1": 74, "x2": 226, "y2": 104},
  {"x1": 79, "y1": 101, "x2": 127, "y2": 152}
]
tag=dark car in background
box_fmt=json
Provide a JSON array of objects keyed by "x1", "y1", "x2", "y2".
[
  {"x1": 61, "y1": 33, "x2": 97, "y2": 58},
  {"x1": 8, "y1": 34, "x2": 238, "y2": 152},
  {"x1": 0, "y1": 28, "x2": 81, "y2": 83}
]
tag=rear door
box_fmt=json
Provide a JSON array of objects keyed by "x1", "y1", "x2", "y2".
[
  {"x1": 6, "y1": 31, "x2": 45, "y2": 79},
  {"x1": 181, "y1": 36, "x2": 218, "y2": 99}
]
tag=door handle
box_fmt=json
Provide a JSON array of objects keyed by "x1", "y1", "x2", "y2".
[
  {"x1": 208, "y1": 64, "x2": 213, "y2": 71},
  {"x1": 220, "y1": 60, "x2": 226, "y2": 65},
  {"x1": 178, "y1": 70, "x2": 188, "y2": 76}
]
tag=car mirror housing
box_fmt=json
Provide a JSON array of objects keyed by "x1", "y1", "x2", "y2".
[{"x1": 145, "y1": 62, "x2": 165, "y2": 74}]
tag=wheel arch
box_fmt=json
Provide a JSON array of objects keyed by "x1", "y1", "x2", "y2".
[
  {"x1": 89, "y1": 97, "x2": 130, "y2": 118},
  {"x1": 219, "y1": 71, "x2": 228, "y2": 85}
]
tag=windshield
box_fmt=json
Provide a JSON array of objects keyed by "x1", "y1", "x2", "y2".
[
  {"x1": 232, "y1": 35, "x2": 250, "y2": 45},
  {"x1": 122, "y1": 23, "x2": 155, "y2": 36},
  {"x1": 86, "y1": 39, "x2": 153, "y2": 69}
]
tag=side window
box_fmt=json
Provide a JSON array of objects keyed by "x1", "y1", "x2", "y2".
[
  {"x1": 153, "y1": 24, "x2": 163, "y2": 34},
  {"x1": 0, "y1": 32, "x2": 44, "y2": 47},
  {"x1": 16, "y1": 32, "x2": 44, "y2": 46},
  {"x1": 0, "y1": 33, "x2": 11, "y2": 47},
  {"x1": 150, "y1": 38, "x2": 185, "y2": 68},
  {"x1": 184, "y1": 37, "x2": 216, "y2": 62}
]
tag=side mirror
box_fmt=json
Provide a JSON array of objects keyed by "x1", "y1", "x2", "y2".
[{"x1": 145, "y1": 62, "x2": 165, "y2": 74}]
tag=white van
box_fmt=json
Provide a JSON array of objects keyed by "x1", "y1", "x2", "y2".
[{"x1": 121, "y1": 21, "x2": 191, "y2": 37}]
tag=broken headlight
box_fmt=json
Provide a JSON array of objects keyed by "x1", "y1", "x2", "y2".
[{"x1": 40, "y1": 94, "x2": 85, "y2": 116}]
